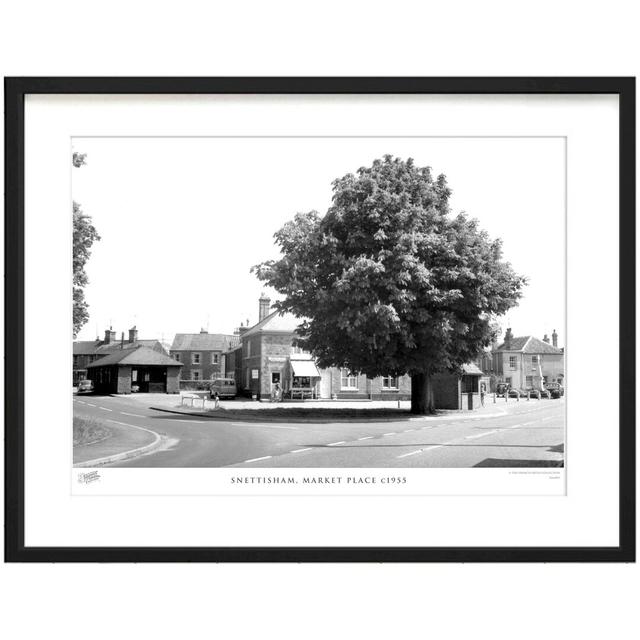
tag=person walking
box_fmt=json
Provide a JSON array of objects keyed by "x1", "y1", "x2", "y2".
[
  {"x1": 213, "y1": 390, "x2": 220, "y2": 409},
  {"x1": 480, "y1": 383, "x2": 486, "y2": 407}
]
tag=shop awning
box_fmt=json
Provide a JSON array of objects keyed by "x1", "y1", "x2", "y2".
[{"x1": 291, "y1": 359, "x2": 321, "y2": 377}]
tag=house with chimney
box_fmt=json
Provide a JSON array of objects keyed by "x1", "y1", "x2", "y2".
[
  {"x1": 169, "y1": 329, "x2": 238, "y2": 384},
  {"x1": 73, "y1": 326, "x2": 168, "y2": 385},
  {"x1": 492, "y1": 328, "x2": 565, "y2": 390},
  {"x1": 226, "y1": 293, "x2": 417, "y2": 402}
]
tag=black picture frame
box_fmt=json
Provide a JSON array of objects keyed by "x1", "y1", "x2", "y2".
[{"x1": 4, "y1": 77, "x2": 635, "y2": 563}]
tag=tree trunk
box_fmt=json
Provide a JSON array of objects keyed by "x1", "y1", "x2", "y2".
[{"x1": 411, "y1": 372, "x2": 436, "y2": 414}]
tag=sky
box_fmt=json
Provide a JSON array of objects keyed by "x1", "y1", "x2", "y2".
[{"x1": 72, "y1": 137, "x2": 565, "y2": 347}]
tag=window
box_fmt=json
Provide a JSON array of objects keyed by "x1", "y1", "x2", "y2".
[
  {"x1": 192, "y1": 352, "x2": 201, "y2": 365},
  {"x1": 211, "y1": 353, "x2": 219, "y2": 365},
  {"x1": 509, "y1": 356, "x2": 517, "y2": 370},
  {"x1": 174, "y1": 353, "x2": 180, "y2": 361},
  {"x1": 526, "y1": 375, "x2": 533, "y2": 387},
  {"x1": 505, "y1": 377, "x2": 512, "y2": 386},
  {"x1": 341, "y1": 369, "x2": 358, "y2": 389},
  {"x1": 191, "y1": 370, "x2": 201, "y2": 381},
  {"x1": 382, "y1": 375, "x2": 398, "y2": 389},
  {"x1": 292, "y1": 376, "x2": 311, "y2": 389},
  {"x1": 462, "y1": 375, "x2": 479, "y2": 393},
  {"x1": 531, "y1": 355, "x2": 539, "y2": 369}
]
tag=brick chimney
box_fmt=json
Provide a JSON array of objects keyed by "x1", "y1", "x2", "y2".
[
  {"x1": 104, "y1": 327, "x2": 116, "y2": 344},
  {"x1": 128, "y1": 326, "x2": 138, "y2": 343},
  {"x1": 237, "y1": 321, "x2": 249, "y2": 336},
  {"x1": 543, "y1": 334, "x2": 550, "y2": 343},
  {"x1": 504, "y1": 327, "x2": 513, "y2": 350},
  {"x1": 259, "y1": 293, "x2": 271, "y2": 322},
  {"x1": 552, "y1": 329, "x2": 558, "y2": 348}
]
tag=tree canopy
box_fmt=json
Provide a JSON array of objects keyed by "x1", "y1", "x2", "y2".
[
  {"x1": 253, "y1": 155, "x2": 526, "y2": 412},
  {"x1": 73, "y1": 200, "x2": 100, "y2": 338}
]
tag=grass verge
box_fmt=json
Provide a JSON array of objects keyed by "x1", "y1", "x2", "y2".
[{"x1": 73, "y1": 415, "x2": 112, "y2": 446}]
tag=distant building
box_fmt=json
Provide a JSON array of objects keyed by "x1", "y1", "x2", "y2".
[
  {"x1": 73, "y1": 326, "x2": 167, "y2": 385},
  {"x1": 493, "y1": 328, "x2": 565, "y2": 390},
  {"x1": 170, "y1": 329, "x2": 238, "y2": 382}
]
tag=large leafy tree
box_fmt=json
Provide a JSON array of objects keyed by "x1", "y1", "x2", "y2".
[
  {"x1": 73, "y1": 153, "x2": 100, "y2": 337},
  {"x1": 254, "y1": 155, "x2": 526, "y2": 413}
]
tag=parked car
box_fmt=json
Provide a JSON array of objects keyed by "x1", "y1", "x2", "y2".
[
  {"x1": 544, "y1": 382, "x2": 565, "y2": 399},
  {"x1": 538, "y1": 388, "x2": 551, "y2": 399},
  {"x1": 210, "y1": 378, "x2": 237, "y2": 399},
  {"x1": 525, "y1": 387, "x2": 541, "y2": 399},
  {"x1": 508, "y1": 388, "x2": 527, "y2": 398},
  {"x1": 77, "y1": 379, "x2": 93, "y2": 393},
  {"x1": 496, "y1": 382, "x2": 510, "y2": 397}
]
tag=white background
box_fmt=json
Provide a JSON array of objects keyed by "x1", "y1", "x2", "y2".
[{"x1": 1, "y1": 2, "x2": 638, "y2": 640}]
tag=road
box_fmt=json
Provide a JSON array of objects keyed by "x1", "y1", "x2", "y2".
[{"x1": 73, "y1": 394, "x2": 565, "y2": 468}]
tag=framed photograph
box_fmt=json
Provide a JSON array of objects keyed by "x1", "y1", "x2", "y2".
[{"x1": 4, "y1": 77, "x2": 635, "y2": 562}]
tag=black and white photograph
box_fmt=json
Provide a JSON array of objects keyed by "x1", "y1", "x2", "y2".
[{"x1": 72, "y1": 135, "x2": 566, "y2": 473}]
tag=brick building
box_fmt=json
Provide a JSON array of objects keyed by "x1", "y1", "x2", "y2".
[
  {"x1": 73, "y1": 326, "x2": 167, "y2": 385},
  {"x1": 493, "y1": 328, "x2": 565, "y2": 390},
  {"x1": 228, "y1": 295, "x2": 413, "y2": 401},
  {"x1": 170, "y1": 329, "x2": 238, "y2": 383}
]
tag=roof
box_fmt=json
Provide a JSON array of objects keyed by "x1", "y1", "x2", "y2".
[
  {"x1": 74, "y1": 338, "x2": 167, "y2": 356},
  {"x1": 494, "y1": 336, "x2": 563, "y2": 355},
  {"x1": 86, "y1": 346, "x2": 183, "y2": 368},
  {"x1": 73, "y1": 340, "x2": 101, "y2": 355},
  {"x1": 242, "y1": 311, "x2": 302, "y2": 338},
  {"x1": 96, "y1": 339, "x2": 167, "y2": 355},
  {"x1": 170, "y1": 333, "x2": 237, "y2": 352},
  {"x1": 462, "y1": 363, "x2": 484, "y2": 375}
]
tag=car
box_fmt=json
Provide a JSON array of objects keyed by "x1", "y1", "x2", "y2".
[
  {"x1": 525, "y1": 387, "x2": 541, "y2": 399},
  {"x1": 496, "y1": 382, "x2": 510, "y2": 397},
  {"x1": 508, "y1": 388, "x2": 527, "y2": 398},
  {"x1": 77, "y1": 380, "x2": 93, "y2": 393},
  {"x1": 544, "y1": 382, "x2": 565, "y2": 399},
  {"x1": 210, "y1": 378, "x2": 237, "y2": 399}
]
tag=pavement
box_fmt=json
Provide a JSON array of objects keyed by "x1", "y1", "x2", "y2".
[{"x1": 73, "y1": 392, "x2": 565, "y2": 468}]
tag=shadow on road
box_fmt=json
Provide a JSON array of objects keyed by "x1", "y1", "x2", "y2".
[{"x1": 473, "y1": 458, "x2": 564, "y2": 467}]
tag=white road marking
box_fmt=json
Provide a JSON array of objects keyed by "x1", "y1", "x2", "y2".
[
  {"x1": 121, "y1": 412, "x2": 145, "y2": 418},
  {"x1": 75, "y1": 400, "x2": 85, "y2": 404},
  {"x1": 383, "y1": 432, "x2": 396, "y2": 436},
  {"x1": 290, "y1": 448, "x2": 312, "y2": 453},
  {"x1": 86, "y1": 403, "x2": 97, "y2": 407},
  {"x1": 465, "y1": 430, "x2": 498, "y2": 439},
  {"x1": 327, "y1": 441, "x2": 346, "y2": 446},
  {"x1": 397, "y1": 445, "x2": 442, "y2": 459},
  {"x1": 404, "y1": 429, "x2": 416, "y2": 432},
  {"x1": 243, "y1": 456, "x2": 272, "y2": 463},
  {"x1": 230, "y1": 423, "x2": 298, "y2": 430},
  {"x1": 98, "y1": 407, "x2": 113, "y2": 412},
  {"x1": 357, "y1": 436, "x2": 373, "y2": 441}
]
